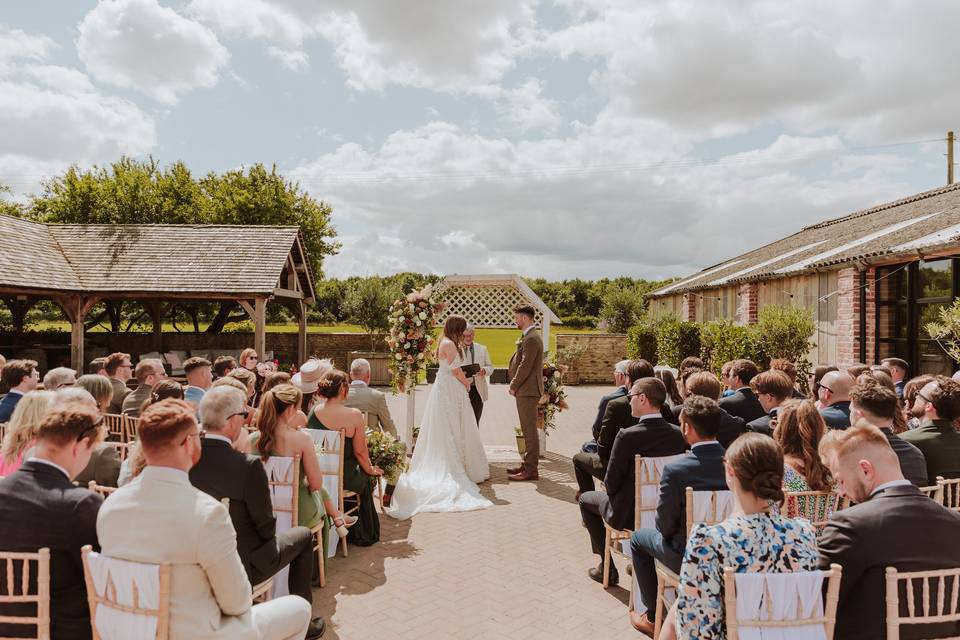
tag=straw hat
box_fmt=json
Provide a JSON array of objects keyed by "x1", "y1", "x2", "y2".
[{"x1": 292, "y1": 358, "x2": 329, "y2": 394}]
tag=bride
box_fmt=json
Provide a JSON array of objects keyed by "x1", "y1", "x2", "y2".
[{"x1": 386, "y1": 314, "x2": 492, "y2": 519}]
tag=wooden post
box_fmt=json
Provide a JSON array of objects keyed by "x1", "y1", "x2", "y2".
[
  {"x1": 297, "y1": 299, "x2": 307, "y2": 364},
  {"x1": 142, "y1": 302, "x2": 167, "y2": 354},
  {"x1": 253, "y1": 298, "x2": 267, "y2": 359},
  {"x1": 949, "y1": 130, "x2": 955, "y2": 185},
  {"x1": 57, "y1": 295, "x2": 98, "y2": 373},
  {"x1": 541, "y1": 316, "x2": 550, "y2": 353},
  {"x1": 405, "y1": 387, "x2": 415, "y2": 447}
]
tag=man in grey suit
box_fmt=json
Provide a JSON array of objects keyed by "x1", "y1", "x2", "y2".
[
  {"x1": 345, "y1": 358, "x2": 398, "y2": 438},
  {"x1": 462, "y1": 325, "x2": 494, "y2": 425},
  {"x1": 507, "y1": 304, "x2": 544, "y2": 481}
]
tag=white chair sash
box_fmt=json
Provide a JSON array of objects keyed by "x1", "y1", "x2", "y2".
[
  {"x1": 692, "y1": 490, "x2": 734, "y2": 525},
  {"x1": 306, "y1": 428, "x2": 342, "y2": 558},
  {"x1": 263, "y1": 456, "x2": 295, "y2": 598},
  {"x1": 733, "y1": 571, "x2": 826, "y2": 640},
  {"x1": 86, "y1": 551, "x2": 160, "y2": 640},
  {"x1": 637, "y1": 454, "x2": 685, "y2": 529}
]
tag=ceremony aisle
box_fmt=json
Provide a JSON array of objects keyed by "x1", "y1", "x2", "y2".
[{"x1": 311, "y1": 385, "x2": 639, "y2": 639}]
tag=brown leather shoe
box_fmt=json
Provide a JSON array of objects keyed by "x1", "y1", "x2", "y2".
[
  {"x1": 629, "y1": 610, "x2": 655, "y2": 636},
  {"x1": 506, "y1": 465, "x2": 524, "y2": 475},
  {"x1": 508, "y1": 470, "x2": 539, "y2": 481}
]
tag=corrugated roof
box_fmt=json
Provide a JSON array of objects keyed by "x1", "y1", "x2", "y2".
[
  {"x1": 0, "y1": 214, "x2": 314, "y2": 298},
  {"x1": 648, "y1": 182, "x2": 960, "y2": 297}
]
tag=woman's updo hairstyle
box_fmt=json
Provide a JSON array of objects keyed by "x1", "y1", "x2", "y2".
[
  {"x1": 725, "y1": 432, "x2": 786, "y2": 507},
  {"x1": 316, "y1": 369, "x2": 350, "y2": 400}
]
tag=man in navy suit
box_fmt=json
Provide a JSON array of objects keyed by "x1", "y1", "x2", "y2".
[
  {"x1": 746, "y1": 369, "x2": 794, "y2": 436},
  {"x1": 628, "y1": 395, "x2": 728, "y2": 635},
  {"x1": 573, "y1": 360, "x2": 635, "y2": 496},
  {"x1": 818, "y1": 370, "x2": 855, "y2": 429},
  {"x1": 0, "y1": 359, "x2": 39, "y2": 423},
  {"x1": 717, "y1": 359, "x2": 765, "y2": 423},
  {"x1": 580, "y1": 360, "x2": 630, "y2": 454}
]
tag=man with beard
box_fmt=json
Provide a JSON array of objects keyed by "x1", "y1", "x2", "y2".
[
  {"x1": 819, "y1": 423, "x2": 960, "y2": 640},
  {"x1": 902, "y1": 375, "x2": 960, "y2": 480}
]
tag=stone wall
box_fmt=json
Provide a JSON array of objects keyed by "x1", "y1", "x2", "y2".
[
  {"x1": 557, "y1": 333, "x2": 626, "y2": 385},
  {"x1": 0, "y1": 331, "x2": 385, "y2": 373}
]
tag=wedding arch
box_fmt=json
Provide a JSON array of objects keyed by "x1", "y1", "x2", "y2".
[{"x1": 436, "y1": 274, "x2": 562, "y2": 347}]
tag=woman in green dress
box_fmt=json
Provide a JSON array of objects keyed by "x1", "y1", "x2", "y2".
[
  {"x1": 308, "y1": 370, "x2": 383, "y2": 547},
  {"x1": 249, "y1": 383, "x2": 356, "y2": 564}
]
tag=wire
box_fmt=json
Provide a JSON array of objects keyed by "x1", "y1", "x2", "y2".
[{"x1": 816, "y1": 263, "x2": 909, "y2": 303}]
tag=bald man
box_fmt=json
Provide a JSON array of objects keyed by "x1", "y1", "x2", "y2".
[{"x1": 818, "y1": 370, "x2": 855, "y2": 429}]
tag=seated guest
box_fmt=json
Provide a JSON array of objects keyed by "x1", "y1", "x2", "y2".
[
  {"x1": 628, "y1": 396, "x2": 727, "y2": 635},
  {"x1": 718, "y1": 359, "x2": 765, "y2": 423},
  {"x1": 904, "y1": 374, "x2": 934, "y2": 430},
  {"x1": 581, "y1": 361, "x2": 630, "y2": 455},
  {"x1": 847, "y1": 363, "x2": 871, "y2": 378},
  {"x1": 292, "y1": 358, "x2": 332, "y2": 417},
  {"x1": 345, "y1": 357, "x2": 399, "y2": 438},
  {"x1": 902, "y1": 375, "x2": 960, "y2": 480},
  {"x1": 77, "y1": 374, "x2": 114, "y2": 415},
  {"x1": 0, "y1": 359, "x2": 39, "y2": 422},
  {"x1": 747, "y1": 369, "x2": 794, "y2": 435},
  {"x1": 42, "y1": 367, "x2": 77, "y2": 391},
  {"x1": 87, "y1": 357, "x2": 107, "y2": 376},
  {"x1": 97, "y1": 399, "x2": 319, "y2": 639},
  {"x1": 120, "y1": 358, "x2": 165, "y2": 417},
  {"x1": 660, "y1": 433, "x2": 818, "y2": 639},
  {"x1": 676, "y1": 371, "x2": 746, "y2": 448},
  {"x1": 262, "y1": 371, "x2": 291, "y2": 392},
  {"x1": 190, "y1": 386, "x2": 319, "y2": 614},
  {"x1": 679, "y1": 356, "x2": 704, "y2": 379},
  {"x1": 719, "y1": 360, "x2": 735, "y2": 397},
  {"x1": 881, "y1": 357, "x2": 909, "y2": 398},
  {"x1": 819, "y1": 423, "x2": 960, "y2": 640},
  {"x1": 817, "y1": 370, "x2": 855, "y2": 429},
  {"x1": 850, "y1": 378, "x2": 927, "y2": 486},
  {"x1": 309, "y1": 371, "x2": 383, "y2": 546},
  {"x1": 774, "y1": 399, "x2": 837, "y2": 520},
  {"x1": 50, "y1": 388, "x2": 122, "y2": 488},
  {"x1": 0, "y1": 402, "x2": 104, "y2": 640},
  {"x1": 574, "y1": 359, "x2": 654, "y2": 496},
  {"x1": 183, "y1": 356, "x2": 213, "y2": 407},
  {"x1": 656, "y1": 366, "x2": 683, "y2": 409},
  {"x1": 578, "y1": 378, "x2": 686, "y2": 584},
  {"x1": 213, "y1": 355, "x2": 237, "y2": 379},
  {"x1": 809, "y1": 364, "x2": 839, "y2": 406},
  {"x1": 769, "y1": 358, "x2": 806, "y2": 398},
  {"x1": 141, "y1": 379, "x2": 185, "y2": 412},
  {"x1": 228, "y1": 367, "x2": 258, "y2": 428},
  {"x1": 103, "y1": 352, "x2": 132, "y2": 414},
  {"x1": 239, "y1": 348, "x2": 264, "y2": 406},
  {"x1": 0, "y1": 390, "x2": 55, "y2": 476}
]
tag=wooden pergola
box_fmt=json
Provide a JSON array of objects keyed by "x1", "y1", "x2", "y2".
[{"x1": 0, "y1": 214, "x2": 315, "y2": 371}]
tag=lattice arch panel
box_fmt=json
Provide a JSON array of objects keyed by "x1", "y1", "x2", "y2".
[{"x1": 438, "y1": 285, "x2": 543, "y2": 328}]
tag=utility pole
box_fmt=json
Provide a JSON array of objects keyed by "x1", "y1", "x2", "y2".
[{"x1": 949, "y1": 130, "x2": 955, "y2": 185}]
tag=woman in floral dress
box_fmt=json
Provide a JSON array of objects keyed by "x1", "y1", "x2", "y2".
[
  {"x1": 774, "y1": 399, "x2": 836, "y2": 523},
  {"x1": 661, "y1": 433, "x2": 819, "y2": 640}
]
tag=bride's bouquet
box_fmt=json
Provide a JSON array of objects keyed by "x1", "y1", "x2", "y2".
[
  {"x1": 366, "y1": 429, "x2": 408, "y2": 486},
  {"x1": 386, "y1": 284, "x2": 444, "y2": 392}
]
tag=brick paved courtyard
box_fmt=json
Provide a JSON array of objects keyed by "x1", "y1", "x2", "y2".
[{"x1": 311, "y1": 383, "x2": 642, "y2": 639}]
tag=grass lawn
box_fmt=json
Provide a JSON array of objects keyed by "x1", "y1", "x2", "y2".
[{"x1": 25, "y1": 321, "x2": 595, "y2": 367}]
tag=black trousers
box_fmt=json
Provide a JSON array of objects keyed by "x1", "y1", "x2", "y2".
[
  {"x1": 572, "y1": 452, "x2": 605, "y2": 494},
  {"x1": 469, "y1": 384, "x2": 483, "y2": 425},
  {"x1": 578, "y1": 490, "x2": 611, "y2": 560},
  {"x1": 248, "y1": 526, "x2": 314, "y2": 604}
]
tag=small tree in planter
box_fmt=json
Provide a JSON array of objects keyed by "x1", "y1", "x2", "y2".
[
  {"x1": 345, "y1": 277, "x2": 400, "y2": 350},
  {"x1": 925, "y1": 299, "x2": 960, "y2": 364},
  {"x1": 600, "y1": 284, "x2": 645, "y2": 333},
  {"x1": 555, "y1": 340, "x2": 588, "y2": 385}
]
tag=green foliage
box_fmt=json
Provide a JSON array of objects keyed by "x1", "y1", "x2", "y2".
[
  {"x1": 559, "y1": 314, "x2": 598, "y2": 329},
  {"x1": 699, "y1": 319, "x2": 759, "y2": 376},
  {"x1": 653, "y1": 315, "x2": 702, "y2": 368},
  {"x1": 344, "y1": 277, "x2": 401, "y2": 348},
  {"x1": 600, "y1": 284, "x2": 646, "y2": 333},
  {"x1": 527, "y1": 276, "x2": 673, "y2": 318},
  {"x1": 925, "y1": 299, "x2": 960, "y2": 364},
  {"x1": 753, "y1": 305, "x2": 817, "y2": 368},
  {"x1": 626, "y1": 320, "x2": 658, "y2": 363}
]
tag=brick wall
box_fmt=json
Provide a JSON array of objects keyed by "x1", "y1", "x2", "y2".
[
  {"x1": 834, "y1": 267, "x2": 875, "y2": 367},
  {"x1": 557, "y1": 333, "x2": 627, "y2": 384},
  {"x1": 682, "y1": 294, "x2": 696, "y2": 321},
  {"x1": 738, "y1": 283, "x2": 758, "y2": 325}
]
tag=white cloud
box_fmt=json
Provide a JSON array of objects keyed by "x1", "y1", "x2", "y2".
[
  {"x1": 497, "y1": 79, "x2": 562, "y2": 133},
  {"x1": 0, "y1": 25, "x2": 155, "y2": 195},
  {"x1": 77, "y1": 0, "x2": 229, "y2": 104}
]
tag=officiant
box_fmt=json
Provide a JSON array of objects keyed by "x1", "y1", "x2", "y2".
[{"x1": 462, "y1": 325, "x2": 494, "y2": 425}]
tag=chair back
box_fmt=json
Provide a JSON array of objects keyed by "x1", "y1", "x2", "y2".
[
  {"x1": 105, "y1": 441, "x2": 132, "y2": 463},
  {"x1": 0, "y1": 548, "x2": 50, "y2": 640},
  {"x1": 305, "y1": 428, "x2": 345, "y2": 513},
  {"x1": 88, "y1": 481, "x2": 117, "y2": 499},
  {"x1": 634, "y1": 454, "x2": 686, "y2": 529},
  {"x1": 920, "y1": 482, "x2": 944, "y2": 503},
  {"x1": 686, "y1": 487, "x2": 734, "y2": 537},
  {"x1": 261, "y1": 454, "x2": 301, "y2": 531},
  {"x1": 783, "y1": 490, "x2": 841, "y2": 533},
  {"x1": 938, "y1": 477, "x2": 960, "y2": 512},
  {"x1": 885, "y1": 566, "x2": 960, "y2": 640},
  {"x1": 81, "y1": 545, "x2": 170, "y2": 640},
  {"x1": 103, "y1": 414, "x2": 137, "y2": 443},
  {"x1": 0, "y1": 422, "x2": 7, "y2": 442},
  {"x1": 723, "y1": 563, "x2": 842, "y2": 640}
]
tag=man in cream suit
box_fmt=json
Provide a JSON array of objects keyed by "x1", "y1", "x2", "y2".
[
  {"x1": 346, "y1": 358, "x2": 398, "y2": 437},
  {"x1": 97, "y1": 399, "x2": 323, "y2": 640},
  {"x1": 462, "y1": 325, "x2": 494, "y2": 425}
]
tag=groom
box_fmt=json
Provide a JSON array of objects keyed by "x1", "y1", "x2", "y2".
[{"x1": 507, "y1": 303, "x2": 544, "y2": 481}]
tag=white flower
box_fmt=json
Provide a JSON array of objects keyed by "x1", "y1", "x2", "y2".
[
  {"x1": 415, "y1": 319, "x2": 422, "y2": 326},
  {"x1": 418, "y1": 311, "x2": 427, "y2": 320},
  {"x1": 395, "y1": 353, "x2": 403, "y2": 360}
]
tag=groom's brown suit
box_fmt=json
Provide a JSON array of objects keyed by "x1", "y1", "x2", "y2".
[{"x1": 508, "y1": 328, "x2": 544, "y2": 474}]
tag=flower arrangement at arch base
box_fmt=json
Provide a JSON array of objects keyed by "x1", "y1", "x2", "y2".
[
  {"x1": 538, "y1": 357, "x2": 569, "y2": 431},
  {"x1": 386, "y1": 284, "x2": 444, "y2": 393}
]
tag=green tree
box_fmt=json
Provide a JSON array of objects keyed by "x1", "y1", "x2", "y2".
[
  {"x1": 599, "y1": 284, "x2": 645, "y2": 332},
  {"x1": 344, "y1": 277, "x2": 401, "y2": 349}
]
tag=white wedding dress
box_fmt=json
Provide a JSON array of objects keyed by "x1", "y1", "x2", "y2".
[{"x1": 386, "y1": 350, "x2": 492, "y2": 519}]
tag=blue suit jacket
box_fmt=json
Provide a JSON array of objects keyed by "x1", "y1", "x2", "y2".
[
  {"x1": 0, "y1": 391, "x2": 22, "y2": 423},
  {"x1": 656, "y1": 442, "x2": 728, "y2": 554},
  {"x1": 820, "y1": 401, "x2": 852, "y2": 430},
  {"x1": 591, "y1": 386, "x2": 627, "y2": 440}
]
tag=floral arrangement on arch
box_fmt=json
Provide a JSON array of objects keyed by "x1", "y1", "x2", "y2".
[
  {"x1": 538, "y1": 356, "x2": 569, "y2": 431},
  {"x1": 386, "y1": 284, "x2": 444, "y2": 392}
]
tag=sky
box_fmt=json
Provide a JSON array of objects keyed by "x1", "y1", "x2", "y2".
[{"x1": 1, "y1": 1, "x2": 958, "y2": 281}]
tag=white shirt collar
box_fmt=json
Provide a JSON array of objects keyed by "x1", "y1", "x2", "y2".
[
  {"x1": 350, "y1": 380, "x2": 366, "y2": 386},
  {"x1": 140, "y1": 465, "x2": 190, "y2": 484},
  {"x1": 636, "y1": 412, "x2": 662, "y2": 422},
  {"x1": 27, "y1": 456, "x2": 70, "y2": 479},
  {"x1": 691, "y1": 440, "x2": 720, "y2": 450},
  {"x1": 870, "y1": 479, "x2": 912, "y2": 497},
  {"x1": 736, "y1": 386, "x2": 752, "y2": 393},
  {"x1": 523, "y1": 325, "x2": 536, "y2": 336},
  {"x1": 204, "y1": 433, "x2": 233, "y2": 445}
]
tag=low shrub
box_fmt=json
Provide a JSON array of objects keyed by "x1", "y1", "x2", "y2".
[{"x1": 560, "y1": 314, "x2": 598, "y2": 329}]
